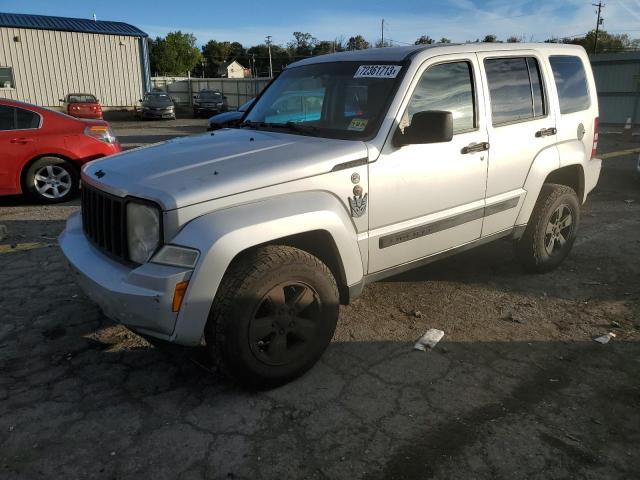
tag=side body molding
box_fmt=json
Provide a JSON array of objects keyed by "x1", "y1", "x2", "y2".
[
  {"x1": 169, "y1": 191, "x2": 364, "y2": 345},
  {"x1": 515, "y1": 145, "x2": 561, "y2": 227}
]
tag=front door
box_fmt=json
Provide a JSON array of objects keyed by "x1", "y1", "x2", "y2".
[{"x1": 368, "y1": 54, "x2": 489, "y2": 274}]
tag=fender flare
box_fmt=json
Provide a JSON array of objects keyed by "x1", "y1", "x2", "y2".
[
  {"x1": 515, "y1": 145, "x2": 561, "y2": 226},
  {"x1": 169, "y1": 191, "x2": 364, "y2": 345}
]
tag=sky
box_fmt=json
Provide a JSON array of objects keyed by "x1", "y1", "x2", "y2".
[{"x1": 2, "y1": 0, "x2": 640, "y2": 47}]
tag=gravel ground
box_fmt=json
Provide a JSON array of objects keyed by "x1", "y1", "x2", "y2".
[{"x1": 0, "y1": 129, "x2": 638, "y2": 479}]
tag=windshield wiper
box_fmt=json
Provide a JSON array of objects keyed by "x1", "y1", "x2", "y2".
[
  {"x1": 268, "y1": 122, "x2": 320, "y2": 136},
  {"x1": 239, "y1": 121, "x2": 319, "y2": 136}
]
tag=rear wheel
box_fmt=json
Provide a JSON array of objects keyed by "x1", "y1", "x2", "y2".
[
  {"x1": 205, "y1": 245, "x2": 339, "y2": 388},
  {"x1": 516, "y1": 183, "x2": 580, "y2": 272},
  {"x1": 24, "y1": 157, "x2": 79, "y2": 204}
]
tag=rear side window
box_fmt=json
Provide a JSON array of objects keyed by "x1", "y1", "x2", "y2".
[
  {"x1": 16, "y1": 108, "x2": 40, "y2": 129},
  {"x1": 0, "y1": 106, "x2": 14, "y2": 130},
  {"x1": 484, "y1": 57, "x2": 546, "y2": 125},
  {"x1": 549, "y1": 56, "x2": 591, "y2": 114},
  {"x1": 406, "y1": 61, "x2": 476, "y2": 134}
]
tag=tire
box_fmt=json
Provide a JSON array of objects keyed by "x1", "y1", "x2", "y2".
[
  {"x1": 205, "y1": 245, "x2": 339, "y2": 388},
  {"x1": 516, "y1": 183, "x2": 580, "y2": 273},
  {"x1": 24, "y1": 157, "x2": 79, "y2": 204}
]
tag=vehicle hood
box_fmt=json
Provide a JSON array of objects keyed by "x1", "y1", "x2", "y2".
[
  {"x1": 82, "y1": 128, "x2": 368, "y2": 210},
  {"x1": 209, "y1": 111, "x2": 243, "y2": 124}
]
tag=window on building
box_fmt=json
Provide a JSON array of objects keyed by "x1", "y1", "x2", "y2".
[
  {"x1": 0, "y1": 67, "x2": 14, "y2": 89},
  {"x1": 549, "y1": 56, "x2": 591, "y2": 114},
  {"x1": 484, "y1": 57, "x2": 547, "y2": 125},
  {"x1": 405, "y1": 61, "x2": 476, "y2": 134}
]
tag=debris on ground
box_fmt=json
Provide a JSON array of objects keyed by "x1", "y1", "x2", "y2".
[
  {"x1": 624, "y1": 199, "x2": 634, "y2": 205},
  {"x1": 502, "y1": 311, "x2": 526, "y2": 324},
  {"x1": 414, "y1": 329, "x2": 445, "y2": 351},
  {"x1": 593, "y1": 332, "x2": 617, "y2": 344}
]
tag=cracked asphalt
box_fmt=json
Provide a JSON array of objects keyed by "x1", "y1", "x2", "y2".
[{"x1": 0, "y1": 127, "x2": 639, "y2": 479}]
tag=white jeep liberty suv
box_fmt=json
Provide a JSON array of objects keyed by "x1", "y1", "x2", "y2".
[{"x1": 60, "y1": 43, "x2": 601, "y2": 387}]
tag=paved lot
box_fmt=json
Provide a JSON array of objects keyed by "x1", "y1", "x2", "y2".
[{"x1": 0, "y1": 128, "x2": 639, "y2": 479}]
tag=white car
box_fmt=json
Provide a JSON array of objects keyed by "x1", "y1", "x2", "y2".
[{"x1": 60, "y1": 43, "x2": 601, "y2": 387}]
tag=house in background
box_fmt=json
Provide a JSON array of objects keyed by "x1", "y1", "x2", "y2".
[
  {"x1": 0, "y1": 12, "x2": 150, "y2": 109},
  {"x1": 218, "y1": 60, "x2": 249, "y2": 78}
]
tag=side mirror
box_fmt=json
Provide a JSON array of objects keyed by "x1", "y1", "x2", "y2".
[
  {"x1": 394, "y1": 110, "x2": 453, "y2": 146},
  {"x1": 193, "y1": 95, "x2": 197, "y2": 99},
  {"x1": 138, "y1": 99, "x2": 142, "y2": 102},
  {"x1": 223, "y1": 96, "x2": 227, "y2": 100}
]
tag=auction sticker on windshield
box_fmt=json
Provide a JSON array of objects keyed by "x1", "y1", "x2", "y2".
[
  {"x1": 354, "y1": 65, "x2": 402, "y2": 78},
  {"x1": 348, "y1": 118, "x2": 368, "y2": 131}
]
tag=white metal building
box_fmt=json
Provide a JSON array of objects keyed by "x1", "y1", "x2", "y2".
[{"x1": 0, "y1": 12, "x2": 150, "y2": 109}]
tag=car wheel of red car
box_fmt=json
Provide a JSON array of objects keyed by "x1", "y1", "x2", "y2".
[{"x1": 24, "y1": 157, "x2": 79, "y2": 204}]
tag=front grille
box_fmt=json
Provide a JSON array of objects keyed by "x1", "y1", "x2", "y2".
[{"x1": 81, "y1": 184, "x2": 128, "y2": 262}]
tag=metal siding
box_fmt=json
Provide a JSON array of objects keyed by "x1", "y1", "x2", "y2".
[
  {"x1": 0, "y1": 26, "x2": 144, "y2": 107},
  {"x1": 590, "y1": 52, "x2": 640, "y2": 125}
]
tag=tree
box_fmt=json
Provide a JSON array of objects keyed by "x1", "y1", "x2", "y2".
[
  {"x1": 482, "y1": 34, "x2": 498, "y2": 43},
  {"x1": 375, "y1": 39, "x2": 393, "y2": 48},
  {"x1": 506, "y1": 36, "x2": 522, "y2": 43},
  {"x1": 415, "y1": 35, "x2": 434, "y2": 45},
  {"x1": 439, "y1": 37, "x2": 452, "y2": 43},
  {"x1": 247, "y1": 44, "x2": 290, "y2": 77},
  {"x1": 149, "y1": 31, "x2": 201, "y2": 76},
  {"x1": 347, "y1": 35, "x2": 370, "y2": 50},
  {"x1": 288, "y1": 32, "x2": 317, "y2": 58},
  {"x1": 544, "y1": 30, "x2": 639, "y2": 53},
  {"x1": 312, "y1": 40, "x2": 337, "y2": 56},
  {"x1": 201, "y1": 40, "x2": 247, "y2": 77}
]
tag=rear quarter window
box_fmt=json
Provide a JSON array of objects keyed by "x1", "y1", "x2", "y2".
[{"x1": 549, "y1": 56, "x2": 591, "y2": 114}]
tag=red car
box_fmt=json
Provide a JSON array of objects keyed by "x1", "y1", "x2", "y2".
[
  {"x1": 0, "y1": 98, "x2": 121, "y2": 203},
  {"x1": 60, "y1": 93, "x2": 103, "y2": 119}
]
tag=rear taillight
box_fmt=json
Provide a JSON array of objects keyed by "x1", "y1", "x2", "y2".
[
  {"x1": 84, "y1": 125, "x2": 117, "y2": 144},
  {"x1": 591, "y1": 117, "x2": 599, "y2": 159}
]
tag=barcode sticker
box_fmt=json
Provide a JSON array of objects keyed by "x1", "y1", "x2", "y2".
[{"x1": 354, "y1": 65, "x2": 402, "y2": 79}]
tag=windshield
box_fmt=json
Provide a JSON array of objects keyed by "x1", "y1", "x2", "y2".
[
  {"x1": 145, "y1": 94, "x2": 171, "y2": 102},
  {"x1": 199, "y1": 91, "x2": 222, "y2": 100},
  {"x1": 244, "y1": 61, "x2": 406, "y2": 140}
]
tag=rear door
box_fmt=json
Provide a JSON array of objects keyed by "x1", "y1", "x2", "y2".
[
  {"x1": 476, "y1": 50, "x2": 558, "y2": 236},
  {"x1": 0, "y1": 105, "x2": 41, "y2": 194}
]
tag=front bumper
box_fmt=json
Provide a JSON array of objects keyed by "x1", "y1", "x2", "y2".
[
  {"x1": 140, "y1": 109, "x2": 175, "y2": 119},
  {"x1": 59, "y1": 212, "x2": 192, "y2": 341}
]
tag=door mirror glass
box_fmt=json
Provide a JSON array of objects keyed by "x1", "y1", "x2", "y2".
[{"x1": 394, "y1": 110, "x2": 453, "y2": 146}]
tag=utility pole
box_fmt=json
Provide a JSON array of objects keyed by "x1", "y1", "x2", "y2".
[
  {"x1": 593, "y1": 2, "x2": 604, "y2": 54},
  {"x1": 381, "y1": 18, "x2": 385, "y2": 47},
  {"x1": 266, "y1": 35, "x2": 273, "y2": 78}
]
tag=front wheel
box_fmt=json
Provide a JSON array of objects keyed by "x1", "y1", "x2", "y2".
[
  {"x1": 205, "y1": 245, "x2": 339, "y2": 388},
  {"x1": 24, "y1": 157, "x2": 79, "y2": 204},
  {"x1": 516, "y1": 183, "x2": 580, "y2": 273}
]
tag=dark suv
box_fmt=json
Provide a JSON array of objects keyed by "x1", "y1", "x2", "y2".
[{"x1": 193, "y1": 90, "x2": 228, "y2": 118}]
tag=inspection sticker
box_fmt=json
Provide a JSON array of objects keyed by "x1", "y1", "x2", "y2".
[
  {"x1": 348, "y1": 118, "x2": 368, "y2": 131},
  {"x1": 354, "y1": 65, "x2": 402, "y2": 79}
]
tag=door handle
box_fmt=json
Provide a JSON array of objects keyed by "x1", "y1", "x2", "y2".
[
  {"x1": 461, "y1": 142, "x2": 489, "y2": 154},
  {"x1": 535, "y1": 127, "x2": 557, "y2": 137},
  {"x1": 10, "y1": 138, "x2": 34, "y2": 144}
]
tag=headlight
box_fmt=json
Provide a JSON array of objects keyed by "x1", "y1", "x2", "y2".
[
  {"x1": 126, "y1": 202, "x2": 160, "y2": 263},
  {"x1": 151, "y1": 245, "x2": 199, "y2": 268}
]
